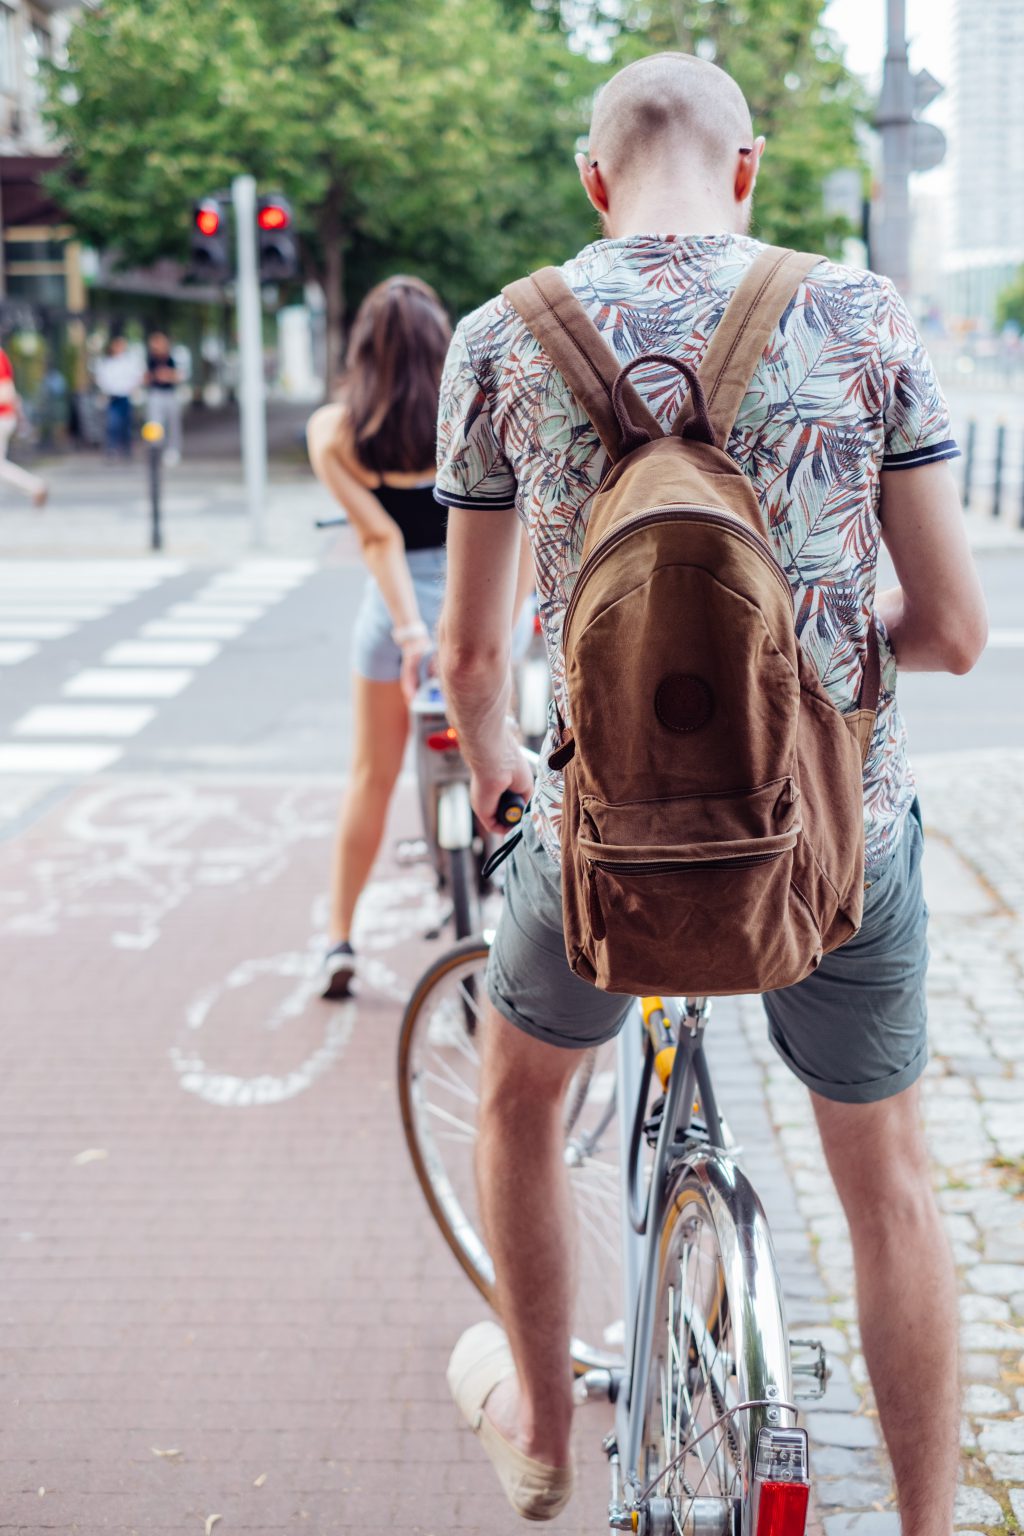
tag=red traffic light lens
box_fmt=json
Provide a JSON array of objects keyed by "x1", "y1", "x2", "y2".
[
  {"x1": 195, "y1": 206, "x2": 220, "y2": 237},
  {"x1": 257, "y1": 203, "x2": 290, "y2": 231}
]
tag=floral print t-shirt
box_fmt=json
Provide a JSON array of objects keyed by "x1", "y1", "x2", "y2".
[{"x1": 434, "y1": 234, "x2": 959, "y2": 872}]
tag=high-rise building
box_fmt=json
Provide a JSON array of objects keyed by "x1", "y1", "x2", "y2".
[{"x1": 945, "y1": 0, "x2": 1024, "y2": 322}]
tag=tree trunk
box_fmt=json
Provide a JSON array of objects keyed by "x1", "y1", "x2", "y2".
[{"x1": 320, "y1": 191, "x2": 345, "y2": 401}]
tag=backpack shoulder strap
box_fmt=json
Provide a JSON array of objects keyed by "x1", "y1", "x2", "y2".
[
  {"x1": 502, "y1": 267, "x2": 662, "y2": 461},
  {"x1": 675, "y1": 245, "x2": 821, "y2": 449}
]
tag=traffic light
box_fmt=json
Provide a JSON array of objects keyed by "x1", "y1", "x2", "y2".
[
  {"x1": 257, "y1": 193, "x2": 299, "y2": 283},
  {"x1": 190, "y1": 196, "x2": 231, "y2": 282}
]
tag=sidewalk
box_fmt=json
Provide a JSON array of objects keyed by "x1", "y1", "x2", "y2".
[
  {"x1": 2, "y1": 402, "x2": 332, "y2": 563},
  {"x1": 1, "y1": 748, "x2": 1022, "y2": 1532},
  {"x1": 3, "y1": 400, "x2": 1023, "y2": 563}
]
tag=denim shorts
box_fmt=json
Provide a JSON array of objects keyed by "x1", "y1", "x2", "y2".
[
  {"x1": 350, "y1": 546, "x2": 446, "y2": 683},
  {"x1": 486, "y1": 802, "x2": 929, "y2": 1105}
]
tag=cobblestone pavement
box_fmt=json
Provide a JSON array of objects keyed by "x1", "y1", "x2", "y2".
[
  {"x1": 1, "y1": 751, "x2": 1022, "y2": 1532},
  {"x1": 731, "y1": 747, "x2": 1024, "y2": 1536}
]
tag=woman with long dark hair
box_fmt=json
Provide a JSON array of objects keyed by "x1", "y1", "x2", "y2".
[{"x1": 308, "y1": 276, "x2": 452, "y2": 998}]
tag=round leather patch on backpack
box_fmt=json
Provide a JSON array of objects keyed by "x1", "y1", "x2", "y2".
[{"x1": 655, "y1": 673, "x2": 714, "y2": 733}]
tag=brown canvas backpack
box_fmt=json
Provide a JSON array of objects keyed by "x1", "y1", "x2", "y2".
[{"x1": 503, "y1": 245, "x2": 880, "y2": 998}]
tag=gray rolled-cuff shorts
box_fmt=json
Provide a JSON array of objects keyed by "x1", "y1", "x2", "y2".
[
  {"x1": 486, "y1": 802, "x2": 929, "y2": 1105},
  {"x1": 350, "y1": 545, "x2": 446, "y2": 683}
]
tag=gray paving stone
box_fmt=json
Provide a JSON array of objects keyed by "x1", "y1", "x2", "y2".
[
  {"x1": 806, "y1": 1412, "x2": 880, "y2": 1449},
  {"x1": 960, "y1": 1322, "x2": 1022, "y2": 1350},
  {"x1": 1008, "y1": 1489, "x2": 1024, "y2": 1527},
  {"x1": 815, "y1": 1477, "x2": 892, "y2": 1509},
  {"x1": 823, "y1": 1514, "x2": 901, "y2": 1536},
  {"x1": 954, "y1": 1485, "x2": 1005, "y2": 1527},
  {"x1": 967, "y1": 1263, "x2": 1024, "y2": 1297},
  {"x1": 810, "y1": 1445, "x2": 883, "y2": 1479},
  {"x1": 960, "y1": 1293, "x2": 1012, "y2": 1323},
  {"x1": 979, "y1": 1418, "x2": 1024, "y2": 1454},
  {"x1": 963, "y1": 1383, "x2": 1012, "y2": 1414},
  {"x1": 985, "y1": 1453, "x2": 1024, "y2": 1480}
]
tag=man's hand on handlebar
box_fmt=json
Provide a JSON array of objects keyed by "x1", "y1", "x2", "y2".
[{"x1": 470, "y1": 737, "x2": 534, "y2": 837}]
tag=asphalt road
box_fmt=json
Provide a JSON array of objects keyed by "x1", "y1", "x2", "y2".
[{"x1": 0, "y1": 540, "x2": 1020, "y2": 798}]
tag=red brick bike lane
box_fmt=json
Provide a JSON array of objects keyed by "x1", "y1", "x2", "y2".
[{"x1": 0, "y1": 774, "x2": 614, "y2": 1534}]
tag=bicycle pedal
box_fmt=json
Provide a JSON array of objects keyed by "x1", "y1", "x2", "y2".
[{"x1": 790, "y1": 1336, "x2": 830, "y2": 1400}]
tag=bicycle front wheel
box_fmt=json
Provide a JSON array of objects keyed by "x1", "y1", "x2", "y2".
[
  {"x1": 398, "y1": 936, "x2": 625, "y2": 1372},
  {"x1": 639, "y1": 1153, "x2": 801, "y2": 1536}
]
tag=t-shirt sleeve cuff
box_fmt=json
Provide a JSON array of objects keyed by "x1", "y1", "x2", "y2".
[
  {"x1": 882, "y1": 438, "x2": 960, "y2": 471},
  {"x1": 434, "y1": 484, "x2": 517, "y2": 510}
]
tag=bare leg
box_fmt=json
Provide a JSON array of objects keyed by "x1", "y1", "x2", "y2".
[
  {"x1": 475, "y1": 1004, "x2": 581, "y2": 1467},
  {"x1": 328, "y1": 675, "x2": 408, "y2": 943},
  {"x1": 813, "y1": 1084, "x2": 958, "y2": 1536}
]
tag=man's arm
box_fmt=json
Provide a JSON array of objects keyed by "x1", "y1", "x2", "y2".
[
  {"x1": 876, "y1": 460, "x2": 988, "y2": 674},
  {"x1": 439, "y1": 505, "x2": 534, "y2": 832}
]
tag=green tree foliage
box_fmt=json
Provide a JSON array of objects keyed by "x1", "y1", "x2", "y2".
[
  {"x1": 588, "y1": 0, "x2": 866, "y2": 254},
  {"x1": 995, "y1": 268, "x2": 1024, "y2": 332},
  {"x1": 47, "y1": 0, "x2": 864, "y2": 375},
  {"x1": 45, "y1": 0, "x2": 599, "y2": 369}
]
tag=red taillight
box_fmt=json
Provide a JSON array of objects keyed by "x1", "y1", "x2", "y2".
[
  {"x1": 426, "y1": 727, "x2": 459, "y2": 752},
  {"x1": 195, "y1": 206, "x2": 220, "y2": 236},
  {"x1": 755, "y1": 1481, "x2": 809, "y2": 1536},
  {"x1": 533, "y1": 611, "x2": 542, "y2": 636}
]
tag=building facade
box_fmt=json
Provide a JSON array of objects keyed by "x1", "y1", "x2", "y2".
[{"x1": 945, "y1": 0, "x2": 1024, "y2": 324}]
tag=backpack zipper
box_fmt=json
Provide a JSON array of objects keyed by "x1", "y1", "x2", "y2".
[
  {"x1": 564, "y1": 504, "x2": 792, "y2": 637},
  {"x1": 591, "y1": 850, "x2": 785, "y2": 876}
]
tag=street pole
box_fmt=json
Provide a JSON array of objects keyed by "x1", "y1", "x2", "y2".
[
  {"x1": 874, "y1": 0, "x2": 913, "y2": 296},
  {"x1": 232, "y1": 174, "x2": 267, "y2": 548}
]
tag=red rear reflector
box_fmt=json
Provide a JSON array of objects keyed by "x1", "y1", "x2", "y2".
[
  {"x1": 755, "y1": 1481, "x2": 809, "y2": 1536},
  {"x1": 533, "y1": 612, "x2": 542, "y2": 635},
  {"x1": 426, "y1": 728, "x2": 459, "y2": 752}
]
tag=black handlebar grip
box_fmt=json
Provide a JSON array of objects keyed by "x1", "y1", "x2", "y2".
[{"x1": 496, "y1": 791, "x2": 527, "y2": 828}]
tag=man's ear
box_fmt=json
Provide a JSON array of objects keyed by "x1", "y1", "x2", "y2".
[
  {"x1": 735, "y1": 135, "x2": 765, "y2": 205},
  {"x1": 576, "y1": 152, "x2": 610, "y2": 216}
]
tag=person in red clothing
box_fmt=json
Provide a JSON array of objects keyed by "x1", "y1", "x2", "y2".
[{"x1": 0, "y1": 345, "x2": 47, "y2": 508}]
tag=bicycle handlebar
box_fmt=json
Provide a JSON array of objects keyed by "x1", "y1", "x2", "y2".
[{"x1": 496, "y1": 790, "x2": 527, "y2": 828}]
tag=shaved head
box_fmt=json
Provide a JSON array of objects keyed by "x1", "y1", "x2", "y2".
[{"x1": 589, "y1": 52, "x2": 754, "y2": 182}]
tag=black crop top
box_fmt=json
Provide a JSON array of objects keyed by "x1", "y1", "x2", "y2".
[{"x1": 375, "y1": 481, "x2": 447, "y2": 551}]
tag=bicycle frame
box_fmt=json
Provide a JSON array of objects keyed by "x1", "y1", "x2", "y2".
[{"x1": 610, "y1": 998, "x2": 799, "y2": 1530}]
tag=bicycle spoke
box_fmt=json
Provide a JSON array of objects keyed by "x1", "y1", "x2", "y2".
[{"x1": 422, "y1": 1100, "x2": 478, "y2": 1139}]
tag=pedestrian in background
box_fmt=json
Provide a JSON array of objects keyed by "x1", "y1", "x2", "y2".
[
  {"x1": 0, "y1": 341, "x2": 47, "y2": 509},
  {"x1": 95, "y1": 336, "x2": 143, "y2": 460},
  {"x1": 307, "y1": 276, "x2": 452, "y2": 1000},
  {"x1": 145, "y1": 330, "x2": 183, "y2": 466}
]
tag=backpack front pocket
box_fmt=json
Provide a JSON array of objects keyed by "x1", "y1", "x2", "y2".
[{"x1": 565, "y1": 782, "x2": 820, "y2": 995}]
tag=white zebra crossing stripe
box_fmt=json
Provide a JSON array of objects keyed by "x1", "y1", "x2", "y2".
[
  {"x1": 987, "y1": 629, "x2": 1024, "y2": 648},
  {"x1": 0, "y1": 620, "x2": 77, "y2": 639},
  {"x1": 102, "y1": 640, "x2": 221, "y2": 667},
  {"x1": 0, "y1": 743, "x2": 123, "y2": 774},
  {"x1": 12, "y1": 705, "x2": 157, "y2": 739},
  {"x1": 63, "y1": 668, "x2": 194, "y2": 699},
  {"x1": 141, "y1": 620, "x2": 247, "y2": 640},
  {"x1": 0, "y1": 641, "x2": 38, "y2": 665}
]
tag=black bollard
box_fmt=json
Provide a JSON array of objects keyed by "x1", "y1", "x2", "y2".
[
  {"x1": 993, "y1": 422, "x2": 1005, "y2": 520},
  {"x1": 962, "y1": 419, "x2": 975, "y2": 512},
  {"x1": 141, "y1": 420, "x2": 165, "y2": 551}
]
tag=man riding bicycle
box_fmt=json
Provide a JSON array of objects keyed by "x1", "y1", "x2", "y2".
[{"x1": 435, "y1": 52, "x2": 987, "y2": 1533}]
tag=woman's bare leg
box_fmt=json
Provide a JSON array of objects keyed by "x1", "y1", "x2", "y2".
[{"x1": 329, "y1": 674, "x2": 409, "y2": 944}]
